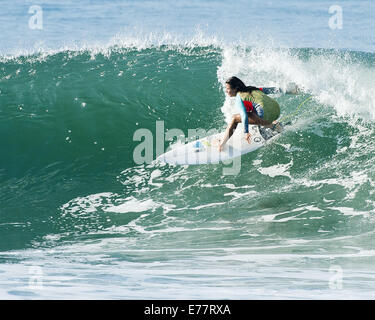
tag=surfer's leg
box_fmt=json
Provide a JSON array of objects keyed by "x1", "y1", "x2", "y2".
[
  {"x1": 248, "y1": 112, "x2": 271, "y2": 126},
  {"x1": 218, "y1": 114, "x2": 241, "y2": 151},
  {"x1": 254, "y1": 105, "x2": 264, "y2": 119},
  {"x1": 228, "y1": 114, "x2": 241, "y2": 137},
  {"x1": 249, "y1": 112, "x2": 282, "y2": 131},
  {"x1": 248, "y1": 107, "x2": 276, "y2": 128}
]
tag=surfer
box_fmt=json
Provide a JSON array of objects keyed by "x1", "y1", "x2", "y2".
[{"x1": 218, "y1": 76, "x2": 298, "y2": 152}]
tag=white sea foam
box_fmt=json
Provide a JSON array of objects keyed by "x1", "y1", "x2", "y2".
[
  {"x1": 104, "y1": 197, "x2": 176, "y2": 214},
  {"x1": 257, "y1": 160, "x2": 293, "y2": 179},
  {"x1": 217, "y1": 46, "x2": 375, "y2": 123},
  {"x1": 60, "y1": 192, "x2": 116, "y2": 216}
]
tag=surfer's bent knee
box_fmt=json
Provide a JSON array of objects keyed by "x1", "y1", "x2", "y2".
[{"x1": 230, "y1": 114, "x2": 242, "y2": 126}]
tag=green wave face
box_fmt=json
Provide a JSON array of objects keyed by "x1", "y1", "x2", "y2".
[{"x1": 0, "y1": 45, "x2": 374, "y2": 268}]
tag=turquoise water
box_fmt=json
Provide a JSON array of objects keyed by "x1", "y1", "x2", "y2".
[{"x1": 1, "y1": 0, "x2": 375, "y2": 299}]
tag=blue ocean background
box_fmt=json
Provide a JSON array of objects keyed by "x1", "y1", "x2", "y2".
[{"x1": 0, "y1": 0, "x2": 375, "y2": 299}]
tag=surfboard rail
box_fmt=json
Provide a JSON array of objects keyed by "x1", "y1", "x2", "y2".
[{"x1": 156, "y1": 124, "x2": 285, "y2": 165}]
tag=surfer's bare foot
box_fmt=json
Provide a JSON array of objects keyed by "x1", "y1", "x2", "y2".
[{"x1": 272, "y1": 121, "x2": 283, "y2": 132}]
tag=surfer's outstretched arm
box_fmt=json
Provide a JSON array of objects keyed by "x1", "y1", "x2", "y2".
[
  {"x1": 219, "y1": 95, "x2": 249, "y2": 150},
  {"x1": 260, "y1": 84, "x2": 300, "y2": 95},
  {"x1": 260, "y1": 87, "x2": 283, "y2": 94}
]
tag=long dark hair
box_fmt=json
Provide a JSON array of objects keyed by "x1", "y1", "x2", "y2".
[{"x1": 225, "y1": 76, "x2": 260, "y2": 94}]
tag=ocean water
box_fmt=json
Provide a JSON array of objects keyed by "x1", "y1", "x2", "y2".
[{"x1": 0, "y1": 0, "x2": 375, "y2": 299}]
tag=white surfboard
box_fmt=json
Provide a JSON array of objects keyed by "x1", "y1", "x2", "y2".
[{"x1": 156, "y1": 124, "x2": 284, "y2": 165}]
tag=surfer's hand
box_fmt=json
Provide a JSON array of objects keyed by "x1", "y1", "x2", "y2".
[{"x1": 245, "y1": 133, "x2": 251, "y2": 144}]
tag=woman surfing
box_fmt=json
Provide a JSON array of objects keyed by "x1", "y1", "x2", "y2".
[{"x1": 218, "y1": 76, "x2": 298, "y2": 152}]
